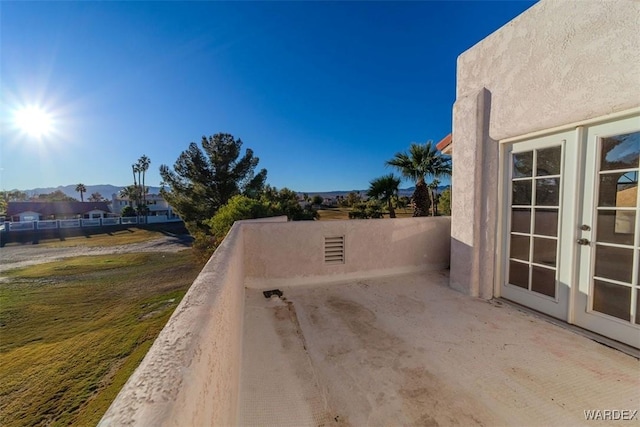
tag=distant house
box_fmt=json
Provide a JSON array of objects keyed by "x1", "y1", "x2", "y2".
[
  {"x1": 6, "y1": 201, "x2": 112, "y2": 222},
  {"x1": 111, "y1": 193, "x2": 179, "y2": 220}
]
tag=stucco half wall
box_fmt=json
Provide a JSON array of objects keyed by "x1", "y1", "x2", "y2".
[
  {"x1": 100, "y1": 216, "x2": 450, "y2": 426},
  {"x1": 244, "y1": 217, "x2": 451, "y2": 289},
  {"x1": 450, "y1": 0, "x2": 640, "y2": 297}
]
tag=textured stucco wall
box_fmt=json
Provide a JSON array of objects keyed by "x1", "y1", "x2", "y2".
[
  {"x1": 243, "y1": 217, "x2": 451, "y2": 288},
  {"x1": 456, "y1": 0, "x2": 640, "y2": 141},
  {"x1": 99, "y1": 223, "x2": 247, "y2": 427},
  {"x1": 451, "y1": 0, "x2": 640, "y2": 297}
]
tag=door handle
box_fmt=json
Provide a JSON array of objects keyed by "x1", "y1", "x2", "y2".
[{"x1": 576, "y1": 238, "x2": 590, "y2": 245}]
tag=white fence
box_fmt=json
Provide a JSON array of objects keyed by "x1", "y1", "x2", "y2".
[
  {"x1": 2, "y1": 216, "x2": 182, "y2": 232},
  {"x1": 36, "y1": 220, "x2": 58, "y2": 230},
  {"x1": 81, "y1": 219, "x2": 101, "y2": 227},
  {"x1": 59, "y1": 219, "x2": 81, "y2": 228}
]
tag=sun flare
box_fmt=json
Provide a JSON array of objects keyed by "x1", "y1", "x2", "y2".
[{"x1": 14, "y1": 106, "x2": 54, "y2": 138}]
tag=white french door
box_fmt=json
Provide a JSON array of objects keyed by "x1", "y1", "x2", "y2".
[
  {"x1": 501, "y1": 131, "x2": 574, "y2": 321},
  {"x1": 573, "y1": 117, "x2": 640, "y2": 348},
  {"x1": 501, "y1": 113, "x2": 640, "y2": 349}
]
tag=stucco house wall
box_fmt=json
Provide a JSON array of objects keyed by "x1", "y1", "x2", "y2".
[
  {"x1": 450, "y1": 0, "x2": 640, "y2": 297},
  {"x1": 18, "y1": 211, "x2": 40, "y2": 222},
  {"x1": 111, "y1": 193, "x2": 177, "y2": 218}
]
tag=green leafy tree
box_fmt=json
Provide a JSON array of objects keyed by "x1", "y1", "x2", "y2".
[
  {"x1": 349, "y1": 199, "x2": 384, "y2": 219},
  {"x1": 311, "y1": 195, "x2": 324, "y2": 206},
  {"x1": 1, "y1": 190, "x2": 28, "y2": 214},
  {"x1": 438, "y1": 187, "x2": 451, "y2": 216},
  {"x1": 36, "y1": 190, "x2": 77, "y2": 202},
  {"x1": 75, "y1": 183, "x2": 86, "y2": 202},
  {"x1": 121, "y1": 205, "x2": 136, "y2": 217},
  {"x1": 198, "y1": 188, "x2": 317, "y2": 260},
  {"x1": 6, "y1": 190, "x2": 28, "y2": 201},
  {"x1": 367, "y1": 174, "x2": 401, "y2": 218},
  {"x1": 386, "y1": 141, "x2": 451, "y2": 217},
  {"x1": 87, "y1": 192, "x2": 107, "y2": 202},
  {"x1": 205, "y1": 195, "x2": 269, "y2": 242},
  {"x1": 159, "y1": 133, "x2": 267, "y2": 233},
  {"x1": 261, "y1": 186, "x2": 318, "y2": 221},
  {"x1": 342, "y1": 191, "x2": 362, "y2": 208}
]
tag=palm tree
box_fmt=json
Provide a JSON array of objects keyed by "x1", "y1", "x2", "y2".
[
  {"x1": 367, "y1": 174, "x2": 401, "y2": 218},
  {"x1": 119, "y1": 186, "x2": 137, "y2": 206},
  {"x1": 75, "y1": 183, "x2": 86, "y2": 202},
  {"x1": 386, "y1": 141, "x2": 451, "y2": 217},
  {"x1": 137, "y1": 155, "x2": 151, "y2": 207},
  {"x1": 131, "y1": 164, "x2": 140, "y2": 207},
  {"x1": 428, "y1": 179, "x2": 440, "y2": 216}
]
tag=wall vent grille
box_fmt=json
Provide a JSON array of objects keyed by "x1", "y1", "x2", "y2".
[{"x1": 324, "y1": 236, "x2": 345, "y2": 264}]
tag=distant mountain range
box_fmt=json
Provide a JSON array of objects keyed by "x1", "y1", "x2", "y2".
[
  {"x1": 12, "y1": 184, "x2": 450, "y2": 200},
  {"x1": 13, "y1": 185, "x2": 162, "y2": 200}
]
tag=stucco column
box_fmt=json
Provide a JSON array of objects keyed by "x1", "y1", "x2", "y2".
[{"x1": 450, "y1": 88, "x2": 499, "y2": 299}]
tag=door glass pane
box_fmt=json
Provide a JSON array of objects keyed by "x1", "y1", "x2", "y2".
[
  {"x1": 636, "y1": 292, "x2": 640, "y2": 325},
  {"x1": 594, "y1": 246, "x2": 633, "y2": 283},
  {"x1": 536, "y1": 178, "x2": 560, "y2": 206},
  {"x1": 531, "y1": 265, "x2": 556, "y2": 297},
  {"x1": 600, "y1": 131, "x2": 640, "y2": 171},
  {"x1": 511, "y1": 208, "x2": 531, "y2": 233},
  {"x1": 536, "y1": 146, "x2": 561, "y2": 176},
  {"x1": 509, "y1": 261, "x2": 529, "y2": 289},
  {"x1": 598, "y1": 173, "x2": 637, "y2": 207},
  {"x1": 513, "y1": 151, "x2": 533, "y2": 178},
  {"x1": 592, "y1": 280, "x2": 631, "y2": 321},
  {"x1": 533, "y1": 237, "x2": 557, "y2": 267},
  {"x1": 534, "y1": 208, "x2": 559, "y2": 237},
  {"x1": 513, "y1": 180, "x2": 532, "y2": 205},
  {"x1": 510, "y1": 235, "x2": 530, "y2": 261},
  {"x1": 596, "y1": 210, "x2": 635, "y2": 245},
  {"x1": 616, "y1": 172, "x2": 637, "y2": 207}
]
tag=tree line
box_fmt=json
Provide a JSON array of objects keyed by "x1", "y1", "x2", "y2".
[
  {"x1": 334, "y1": 142, "x2": 451, "y2": 219},
  {"x1": 1, "y1": 188, "x2": 108, "y2": 212},
  {"x1": 155, "y1": 132, "x2": 451, "y2": 260}
]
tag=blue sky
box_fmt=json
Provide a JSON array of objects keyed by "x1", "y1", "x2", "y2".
[{"x1": 1, "y1": 1, "x2": 535, "y2": 193}]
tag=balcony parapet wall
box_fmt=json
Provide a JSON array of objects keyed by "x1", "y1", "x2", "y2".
[
  {"x1": 244, "y1": 217, "x2": 451, "y2": 288},
  {"x1": 99, "y1": 221, "x2": 249, "y2": 426},
  {"x1": 100, "y1": 216, "x2": 450, "y2": 426}
]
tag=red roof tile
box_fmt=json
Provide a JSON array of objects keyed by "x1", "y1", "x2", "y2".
[{"x1": 436, "y1": 134, "x2": 452, "y2": 152}]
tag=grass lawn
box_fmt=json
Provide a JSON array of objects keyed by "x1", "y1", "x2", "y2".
[
  {"x1": 0, "y1": 251, "x2": 202, "y2": 426},
  {"x1": 317, "y1": 207, "x2": 414, "y2": 220},
  {"x1": 6, "y1": 227, "x2": 170, "y2": 249}
]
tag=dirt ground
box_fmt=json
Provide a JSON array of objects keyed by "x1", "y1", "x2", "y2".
[{"x1": 0, "y1": 234, "x2": 193, "y2": 274}]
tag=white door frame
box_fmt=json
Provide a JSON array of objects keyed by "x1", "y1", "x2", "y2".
[
  {"x1": 498, "y1": 130, "x2": 576, "y2": 321},
  {"x1": 572, "y1": 115, "x2": 640, "y2": 348},
  {"x1": 495, "y1": 109, "x2": 640, "y2": 348}
]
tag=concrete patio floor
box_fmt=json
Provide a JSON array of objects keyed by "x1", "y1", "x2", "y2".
[{"x1": 239, "y1": 271, "x2": 639, "y2": 426}]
